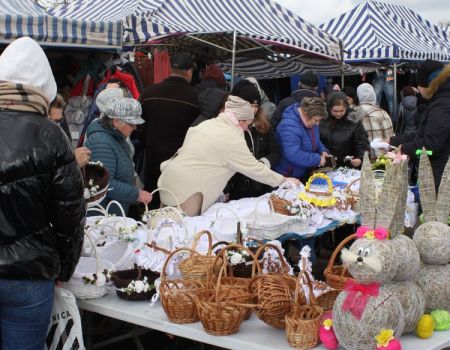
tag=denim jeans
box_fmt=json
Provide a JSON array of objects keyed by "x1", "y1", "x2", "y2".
[
  {"x1": 373, "y1": 72, "x2": 395, "y2": 122},
  {"x1": 0, "y1": 279, "x2": 54, "y2": 350}
]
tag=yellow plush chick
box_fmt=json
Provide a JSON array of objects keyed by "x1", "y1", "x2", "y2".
[{"x1": 416, "y1": 315, "x2": 435, "y2": 339}]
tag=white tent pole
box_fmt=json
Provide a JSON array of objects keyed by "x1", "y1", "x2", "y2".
[
  {"x1": 230, "y1": 29, "x2": 237, "y2": 89},
  {"x1": 393, "y1": 62, "x2": 397, "y2": 123}
]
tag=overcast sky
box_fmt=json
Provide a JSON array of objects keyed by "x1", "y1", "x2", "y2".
[{"x1": 275, "y1": 0, "x2": 450, "y2": 27}]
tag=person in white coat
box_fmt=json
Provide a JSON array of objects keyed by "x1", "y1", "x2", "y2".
[{"x1": 158, "y1": 95, "x2": 300, "y2": 215}]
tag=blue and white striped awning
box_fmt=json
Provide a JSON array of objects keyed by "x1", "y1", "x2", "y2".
[
  {"x1": 49, "y1": 0, "x2": 341, "y2": 61},
  {"x1": 320, "y1": 0, "x2": 450, "y2": 62},
  {"x1": 0, "y1": 0, "x2": 122, "y2": 49}
]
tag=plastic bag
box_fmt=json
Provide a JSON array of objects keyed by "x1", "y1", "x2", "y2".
[{"x1": 45, "y1": 287, "x2": 85, "y2": 350}]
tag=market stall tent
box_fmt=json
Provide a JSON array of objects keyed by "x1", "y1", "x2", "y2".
[
  {"x1": 49, "y1": 0, "x2": 361, "y2": 79},
  {"x1": 0, "y1": 0, "x2": 122, "y2": 50}
]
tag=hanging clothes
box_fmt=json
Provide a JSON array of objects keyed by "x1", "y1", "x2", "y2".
[
  {"x1": 153, "y1": 50, "x2": 171, "y2": 84},
  {"x1": 133, "y1": 51, "x2": 154, "y2": 88},
  {"x1": 100, "y1": 69, "x2": 140, "y2": 99}
]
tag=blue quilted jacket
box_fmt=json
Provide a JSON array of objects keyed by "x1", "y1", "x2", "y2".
[
  {"x1": 85, "y1": 119, "x2": 138, "y2": 215},
  {"x1": 274, "y1": 103, "x2": 328, "y2": 179}
]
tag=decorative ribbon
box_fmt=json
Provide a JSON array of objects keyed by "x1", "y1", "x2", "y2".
[
  {"x1": 342, "y1": 280, "x2": 380, "y2": 320},
  {"x1": 415, "y1": 149, "x2": 433, "y2": 156},
  {"x1": 355, "y1": 226, "x2": 389, "y2": 240}
]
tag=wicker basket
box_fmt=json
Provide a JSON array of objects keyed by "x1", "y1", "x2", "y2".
[
  {"x1": 82, "y1": 162, "x2": 109, "y2": 207},
  {"x1": 324, "y1": 233, "x2": 356, "y2": 290},
  {"x1": 113, "y1": 267, "x2": 160, "y2": 301},
  {"x1": 159, "y1": 248, "x2": 206, "y2": 324},
  {"x1": 270, "y1": 193, "x2": 295, "y2": 216},
  {"x1": 143, "y1": 188, "x2": 185, "y2": 229},
  {"x1": 249, "y1": 243, "x2": 297, "y2": 329},
  {"x1": 179, "y1": 230, "x2": 217, "y2": 281},
  {"x1": 195, "y1": 258, "x2": 255, "y2": 336},
  {"x1": 285, "y1": 270, "x2": 323, "y2": 349}
]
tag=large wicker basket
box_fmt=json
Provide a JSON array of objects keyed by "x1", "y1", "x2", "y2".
[
  {"x1": 323, "y1": 233, "x2": 356, "y2": 290},
  {"x1": 249, "y1": 243, "x2": 297, "y2": 329},
  {"x1": 285, "y1": 270, "x2": 323, "y2": 349},
  {"x1": 179, "y1": 230, "x2": 217, "y2": 281},
  {"x1": 159, "y1": 248, "x2": 206, "y2": 324}
]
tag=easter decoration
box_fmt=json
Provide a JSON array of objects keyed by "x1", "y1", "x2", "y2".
[
  {"x1": 413, "y1": 152, "x2": 450, "y2": 313},
  {"x1": 416, "y1": 314, "x2": 435, "y2": 339}
]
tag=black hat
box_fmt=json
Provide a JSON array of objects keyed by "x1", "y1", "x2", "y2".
[
  {"x1": 416, "y1": 59, "x2": 444, "y2": 87},
  {"x1": 299, "y1": 71, "x2": 319, "y2": 88},
  {"x1": 230, "y1": 80, "x2": 261, "y2": 105},
  {"x1": 171, "y1": 52, "x2": 194, "y2": 70}
]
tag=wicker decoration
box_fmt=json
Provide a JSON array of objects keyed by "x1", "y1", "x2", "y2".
[
  {"x1": 324, "y1": 234, "x2": 356, "y2": 290},
  {"x1": 315, "y1": 288, "x2": 340, "y2": 314},
  {"x1": 285, "y1": 270, "x2": 323, "y2": 349},
  {"x1": 82, "y1": 161, "x2": 109, "y2": 206},
  {"x1": 179, "y1": 230, "x2": 217, "y2": 281},
  {"x1": 159, "y1": 248, "x2": 206, "y2": 324},
  {"x1": 270, "y1": 193, "x2": 298, "y2": 216},
  {"x1": 195, "y1": 253, "x2": 256, "y2": 336},
  {"x1": 415, "y1": 263, "x2": 450, "y2": 313},
  {"x1": 298, "y1": 173, "x2": 336, "y2": 207},
  {"x1": 249, "y1": 243, "x2": 297, "y2": 329},
  {"x1": 359, "y1": 153, "x2": 377, "y2": 227},
  {"x1": 391, "y1": 234, "x2": 420, "y2": 282},
  {"x1": 384, "y1": 281, "x2": 425, "y2": 333},
  {"x1": 113, "y1": 268, "x2": 159, "y2": 301},
  {"x1": 142, "y1": 188, "x2": 185, "y2": 229},
  {"x1": 333, "y1": 287, "x2": 405, "y2": 350}
]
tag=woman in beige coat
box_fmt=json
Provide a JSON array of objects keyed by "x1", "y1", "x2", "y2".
[{"x1": 158, "y1": 96, "x2": 300, "y2": 215}]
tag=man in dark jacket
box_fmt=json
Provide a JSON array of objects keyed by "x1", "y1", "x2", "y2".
[
  {"x1": 140, "y1": 52, "x2": 199, "y2": 208},
  {"x1": 0, "y1": 37, "x2": 85, "y2": 349},
  {"x1": 271, "y1": 71, "x2": 319, "y2": 129},
  {"x1": 390, "y1": 59, "x2": 450, "y2": 190}
]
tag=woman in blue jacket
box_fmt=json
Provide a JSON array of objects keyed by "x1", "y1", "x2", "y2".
[
  {"x1": 274, "y1": 97, "x2": 329, "y2": 180},
  {"x1": 85, "y1": 97, "x2": 152, "y2": 215}
]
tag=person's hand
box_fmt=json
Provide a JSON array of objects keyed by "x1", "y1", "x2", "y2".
[
  {"x1": 398, "y1": 144, "x2": 403, "y2": 155},
  {"x1": 319, "y1": 156, "x2": 326, "y2": 167},
  {"x1": 55, "y1": 280, "x2": 64, "y2": 287},
  {"x1": 284, "y1": 177, "x2": 301, "y2": 188},
  {"x1": 350, "y1": 158, "x2": 362, "y2": 167},
  {"x1": 75, "y1": 147, "x2": 91, "y2": 167},
  {"x1": 321, "y1": 151, "x2": 330, "y2": 158},
  {"x1": 137, "y1": 190, "x2": 153, "y2": 205}
]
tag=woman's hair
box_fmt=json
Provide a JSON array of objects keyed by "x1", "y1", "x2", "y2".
[
  {"x1": 50, "y1": 93, "x2": 66, "y2": 109},
  {"x1": 301, "y1": 97, "x2": 327, "y2": 119},
  {"x1": 342, "y1": 86, "x2": 359, "y2": 106},
  {"x1": 252, "y1": 107, "x2": 271, "y2": 134},
  {"x1": 101, "y1": 115, "x2": 115, "y2": 130},
  {"x1": 402, "y1": 86, "x2": 415, "y2": 97},
  {"x1": 327, "y1": 92, "x2": 349, "y2": 115}
]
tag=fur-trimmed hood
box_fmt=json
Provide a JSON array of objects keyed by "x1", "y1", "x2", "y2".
[{"x1": 426, "y1": 63, "x2": 450, "y2": 99}]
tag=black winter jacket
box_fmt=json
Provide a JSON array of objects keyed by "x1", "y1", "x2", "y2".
[
  {"x1": 191, "y1": 88, "x2": 227, "y2": 127},
  {"x1": 0, "y1": 111, "x2": 86, "y2": 281},
  {"x1": 271, "y1": 89, "x2": 318, "y2": 129},
  {"x1": 319, "y1": 111, "x2": 369, "y2": 167},
  {"x1": 227, "y1": 127, "x2": 281, "y2": 200},
  {"x1": 391, "y1": 70, "x2": 450, "y2": 190}
]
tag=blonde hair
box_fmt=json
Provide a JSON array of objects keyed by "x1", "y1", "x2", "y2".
[
  {"x1": 253, "y1": 107, "x2": 271, "y2": 134},
  {"x1": 300, "y1": 97, "x2": 327, "y2": 119}
]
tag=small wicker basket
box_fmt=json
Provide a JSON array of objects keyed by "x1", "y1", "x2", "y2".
[
  {"x1": 113, "y1": 267, "x2": 159, "y2": 301},
  {"x1": 143, "y1": 188, "x2": 185, "y2": 229},
  {"x1": 159, "y1": 248, "x2": 206, "y2": 324},
  {"x1": 285, "y1": 270, "x2": 323, "y2": 349},
  {"x1": 323, "y1": 233, "x2": 356, "y2": 290},
  {"x1": 249, "y1": 243, "x2": 297, "y2": 329}
]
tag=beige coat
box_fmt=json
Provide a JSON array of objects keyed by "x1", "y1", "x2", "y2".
[{"x1": 157, "y1": 113, "x2": 284, "y2": 213}]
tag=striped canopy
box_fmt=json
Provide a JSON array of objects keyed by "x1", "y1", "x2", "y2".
[
  {"x1": 0, "y1": 0, "x2": 122, "y2": 49},
  {"x1": 49, "y1": 0, "x2": 341, "y2": 61},
  {"x1": 320, "y1": 0, "x2": 450, "y2": 62}
]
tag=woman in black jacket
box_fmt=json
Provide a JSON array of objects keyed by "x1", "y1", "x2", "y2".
[
  {"x1": 0, "y1": 37, "x2": 85, "y2": 349},
  {"x1": 320, "y1": 92, "x2": 369, "y2": 168},
  {"x1": 227, "y1": 80, "x2": 281, "y2": 199}
]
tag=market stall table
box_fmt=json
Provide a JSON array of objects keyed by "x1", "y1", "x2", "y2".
[{"x1": 78, "y1": 293, "x2": 450, "y2": 350}]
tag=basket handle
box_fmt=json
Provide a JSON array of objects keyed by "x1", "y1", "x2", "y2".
[
  {"x1": 148, "y1": 218, "x2": 188, "y2": 250},
  {"x1": 253, "y1": 195, "x2": 275, "y2": 222},
  {"x1": 86, "y1": 203, "x2": 107, "y2": 216},
  {"x1": 296, "y1": 269, "x2": 316, "y2": 307},
  {"x1": 190, "y1": 230, "x2": 213, "y2": 255},
  {"x1": 84, "y1": 231, "x2": 100, "y2": 273},
  {"x1": 344, "y1": 178, "x2": 360, "y2": 196},
  {"x1": 161, "y1": 247, "x2": 200, "y2": 282},
  {"x1": 105, "y1": 200, "x2": 126, "y2": 219},
  {"x1": 325, "y1": 233, "x2": 357, "y2": 273},
  {"x1": 149, "y1": 187, "x2": 182, "y2": 211},
  {"x1": 307, "y1": 173, "x2": 334, "y2": 195},
  {"x1": 253, "y1": 243, "x2": 290, "y2": 275}
]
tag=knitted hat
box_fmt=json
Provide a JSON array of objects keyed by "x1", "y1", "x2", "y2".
[
  {"x1": 105, "y1": 97, "x2": 144, "y2": 125},
  {"x1": 224, "y1": 95, "x2": 254, "y2": 121},
  {"x1": 96, "y1": 88, "x2": 125, "y2": 113},
  {"x1": 357, "y1": 83, "x2": 377, "y2": 104},
  {"x1": 231, "y1": 80, "x2": 261, "y2": 105},
  {"x1": 171, "y1": 52, "x2": 194, "y2": 70},
  {"x1": 0, "y1": 37, "x2": 57, "y2": 102},
  {"x1": 416, "y1": 59, "x2": 444, "y2": 87},
  {"x1": 299, "y1": 71, "x2": 319, "y2": 88},
  {"x1": 203, "y1": 64, "x2": 226, "y2": 88}
]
